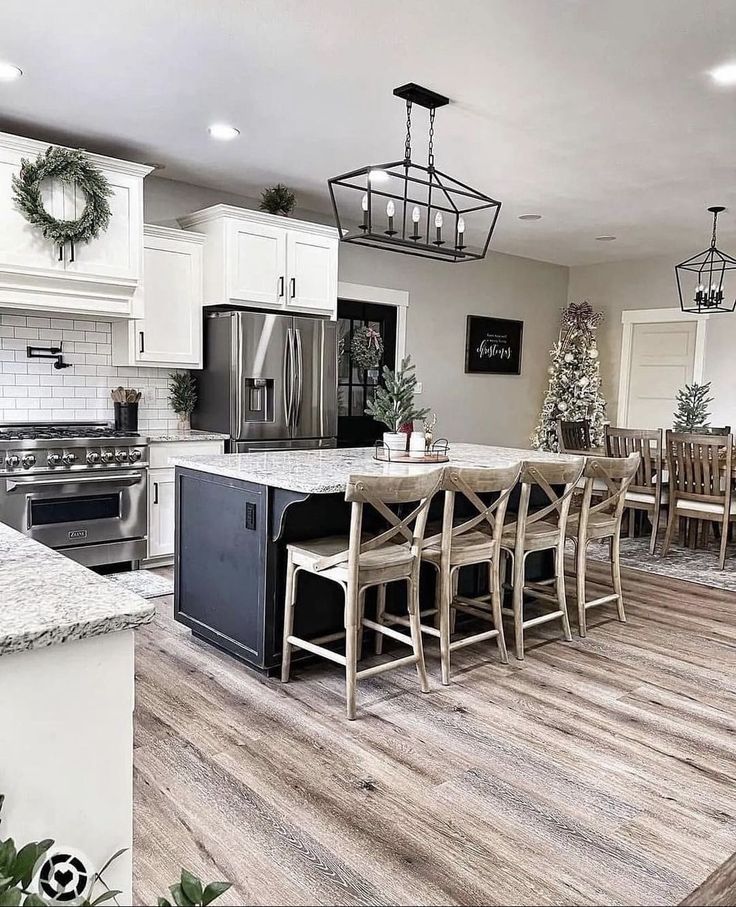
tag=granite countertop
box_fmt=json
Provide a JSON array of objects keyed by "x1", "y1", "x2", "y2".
[
  {"x1": 172, "y1": 442, "x2": 580, "y2": 495},
  {"x1": 145, "y1": 429, "x2": 229, "y2": 443},
  {"x1": 0, "y1": 523, "x2": 154, "y2": 658}
]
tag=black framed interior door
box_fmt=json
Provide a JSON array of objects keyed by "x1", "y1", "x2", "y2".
[{"x1": 337, "y1": 299, "x2": 397, "y2": 447}]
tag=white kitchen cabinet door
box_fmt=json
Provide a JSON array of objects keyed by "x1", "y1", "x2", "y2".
[
  {"x1": 228, "y1": 220, "x2": 286, "y2": 307},
  {"x1": 63, "y1": 169, "x2": 142, "y2": 281},
  {"x1": 137, "y1": 229, "x2": 203, "y2": 366},
  {"x1": 148, "y1": 469, "x2": 175, "y2": 559},
  {"x1": 286, "y1": 230, "x2": 337, "y2": 315},
  {"x1": 0, "y1": 144, "x2": 66, "y2": 272}
]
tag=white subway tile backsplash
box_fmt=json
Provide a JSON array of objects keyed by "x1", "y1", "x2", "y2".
[{"x1": 0, "y1": 315, "x2": 183, "y2": 430}]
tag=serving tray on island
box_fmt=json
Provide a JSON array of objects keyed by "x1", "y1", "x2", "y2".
[{"x1": 373, "y1": 439, "x2": 450, "y2": 464}]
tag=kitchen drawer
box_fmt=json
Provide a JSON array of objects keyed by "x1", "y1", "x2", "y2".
[{"x1": 149, "y1": 439, "x2": 224, "y2": 469}]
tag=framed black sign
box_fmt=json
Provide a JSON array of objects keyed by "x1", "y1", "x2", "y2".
[{"x1": 464, "y1": 315, "x2": 523, "y2": 375}]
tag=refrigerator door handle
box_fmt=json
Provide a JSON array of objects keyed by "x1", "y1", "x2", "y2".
[
  {"x1": 293, "y1": 328, "x2": 304, "y2": 430},
  {"x1": 283, "y1": 328, "x2": 294, "y2": 429}
]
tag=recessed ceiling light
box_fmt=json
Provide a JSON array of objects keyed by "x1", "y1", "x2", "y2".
[
  {"x1": 710, "y1": 62, "x2": 736, "y2": 86},
  {"x1": 207, "y1": 123, "x2": 240, "y2": 141},
  {"x1": 0, "y1": 62, "x2": 22, "y2": 82},
  {"x1": 595, "y1": 235, "x2": 617, "y2": 241},
  {"x1": 518, "y1": 214, "x2": 542, "y2": 221},
  {"x1": 368, "y1": 169, "x2": 389, "y2": 183}
]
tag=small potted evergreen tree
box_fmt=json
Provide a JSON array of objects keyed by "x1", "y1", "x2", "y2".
[
  {"x1": 673, "y1": 381, "x2": 713, "y2": 431},
  {"x1": 168, "y1": 371, "x2": 197, "y2": 430},
  {"x1": 365, "y1": 356, "x2": 429, "y2": 451}
]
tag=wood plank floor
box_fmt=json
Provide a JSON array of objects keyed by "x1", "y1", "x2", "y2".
[{"x1": 133, "y1": 563, "x2": 736, "y2": 906}]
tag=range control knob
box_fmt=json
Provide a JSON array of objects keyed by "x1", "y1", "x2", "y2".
[
  {"x1": 21, "y1": 454, "x2": 36, "y2": 469},
  {"x1": 129, "y1": 448, "x2": 142, "y2": 462},
  {"x1": 115, "y1": 450, "x2": 129, "y2": 463},
  {"x1": 47, "y1": 452, "x2": 62, "y2": 467},
  {"x1": 62, "y1": 452, "x2": 77, "y2": 466},
  {"x1": 5, "y1": 454, "x2": 20, "y2": 468},
  {"x1": 86, "y1": 451, "x2": 101, "y2": 465},
  {"x1": 100, "y1": 450, "x2": 114, "y2": 464}
]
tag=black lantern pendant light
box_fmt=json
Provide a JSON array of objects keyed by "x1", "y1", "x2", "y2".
[
  {"x1": 327, "y1": 83, "x2": 502, "y2": 262},
  {"x1": 676, "y1": 206, "x2": 736, "y2": 314}
]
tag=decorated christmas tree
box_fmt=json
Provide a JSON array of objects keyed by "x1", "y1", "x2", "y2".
[
  {"x1": 673, "y1": 381, "x2": 712, "y2": 431},
  {"x1": 531, "y1": 301, "x2": 606, "y2": 451}
]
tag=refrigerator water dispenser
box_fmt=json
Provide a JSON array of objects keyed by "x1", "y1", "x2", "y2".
[{"x1": 243, "y1": 377, "x2": 273, "y2": 422}]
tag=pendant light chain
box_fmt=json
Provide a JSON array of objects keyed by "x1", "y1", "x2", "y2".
[
  {"x1": 711, "y1": 208, "x2": 719, "y2": 248},
  {"x1": 427, "y1": 108, "x2": 436, "y2": 170},
  {"x1": 404, "y1": 100, "x2": 413, "y2": 163}
]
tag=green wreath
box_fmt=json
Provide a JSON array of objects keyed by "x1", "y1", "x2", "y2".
[
  {"x1": 12, "y1": 146, "x2": 113, "y2": 260},
  {"x1": 350, "y1": 325, "x2": 384, "y2": 370}
]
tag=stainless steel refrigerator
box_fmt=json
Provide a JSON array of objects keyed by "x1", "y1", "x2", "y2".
[{"x1": 192, "y1": 309, "x2": 337, "y2": 451}]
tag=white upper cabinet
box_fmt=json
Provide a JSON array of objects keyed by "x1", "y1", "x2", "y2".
[
  {"x1": 111, "y1": 225, "x2": 205, "y2": 369},
  {"x1": 0, "y1": 132, "x2": 150, "y2": 317},
  {"x1": 179, "y1": 206, "x2": 339, "y2": 318}
]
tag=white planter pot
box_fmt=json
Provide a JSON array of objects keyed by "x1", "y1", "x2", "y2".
[
  {"x1": 383, "y1": 431, "x2": 407, "y2": 452},
  {"x1": 409, "y1": 432, "x2": 426, "y2": 458}
]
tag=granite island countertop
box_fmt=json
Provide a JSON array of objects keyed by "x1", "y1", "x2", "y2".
[
  {"x1": 144, "y1": 429, "x2": 229, "y2": 443},
  {"x1": 172, "y1": 442, "x2": 580, "y2": 495},
  {"x1": 0, "y1": 523, "x2": 155, "y2": 657}
]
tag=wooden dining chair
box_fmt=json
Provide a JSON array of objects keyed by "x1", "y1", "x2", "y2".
[
  {"x1": 604, "y1": 426, "x2": 666, "y2": 554},
  {"x1": 566, "y1": 453, "x2": 640, "y2": 636},
  {"x1": 557, "y1": 419, "x2": 594, "y2": 453},
  {"x1": 704, "y1": 425, "x2": 732, "y2": 436},
  {"x1": 663, "y1": 431, "x2": 736, "y2": 569},
  {"x1": 499, "y1": 458, "x2": 585, "y2": 660},
  {"x1": 373, "y1": 464, "x2": 522, "y2": 685},
  {"x1": 281, "y1": 469, "x2": 443, "y2": 719}
]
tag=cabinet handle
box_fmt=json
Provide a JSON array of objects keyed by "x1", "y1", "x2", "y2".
[
  {"x1": 278, "y1": 276, "x2": 285, "y2": 298},
  {"x1": 290, "y1": 277, "x2": 296, "y2": 299},
  {"x1": 153, "y1": 481, "x2": 159, "y2": 504},
  {"x1": 139, "y1": 331, "x2": 145, "y2": 354}
]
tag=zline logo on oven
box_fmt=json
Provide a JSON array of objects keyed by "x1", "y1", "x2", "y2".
[{"x1": 68, "y1": 529, "x2": 88, "y2": 540}]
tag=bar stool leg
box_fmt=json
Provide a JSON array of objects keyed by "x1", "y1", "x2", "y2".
[
  {"x1": 450, "y1": 569, "x2": 459, "y2": 635},
  {"x1": 512, "y1": 549, "x2": 525, "y2": 660},
  {"x1": 356, "y1": 588, "x2": 366, "y2": 662},
  {"x1": 374, "y1": 583, "x2": 387, "y2": 655},
  {"x1": 407, "y1": 576, "x2": 430, "y2": 693},
  {"x1": 345, "y1": 583, "x2": 359, "y2": 720},
  {"x1": 489, "y1": 557, "x2": 509, "y2": 664},
  {"x1": 439, "y1": 565, "x2": 452, "y2": 685},
  {"x1": 555, "y1": 540, "x2": 573, "y2": 641},
  {"x1": 281, "y1": 551, "x2": 297, "y2": 683},
  {"x1": 576, "y1": 537, "x2": 588, "y2": 638}
]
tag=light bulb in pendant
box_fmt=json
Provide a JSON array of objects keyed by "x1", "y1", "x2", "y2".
[
  {"x1": 361, "y1": 194, "x2": 368, "y2": 212},
  {"x1": 457, "y1": 216, "x2": 465, "y2": 234},
  {"x1": 412, "y1": 206, "x2": 421, "y2": 223},
  {"x1": 434, "y1": 212, "x2": 443, "y2": 228},
  {"x1": 386, "y1": 200, "x2": 395, "y2": 217},
  {"x1": 385, "y1": 199, "x2": 397, "y2": 236}
]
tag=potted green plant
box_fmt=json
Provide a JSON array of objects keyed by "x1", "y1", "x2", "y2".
[
  {"x1": 259, "y1": 183, "x2": 296, "y2": 216},
  {"x1": 365, "y1": 355, "x2": 429, "y2": 452},
  {"x1": 673, "y1": 380, "x2": 713, "y2": 431},
  {"x1": 168, "y1": 372, "x2": 197, "y2": 430}
]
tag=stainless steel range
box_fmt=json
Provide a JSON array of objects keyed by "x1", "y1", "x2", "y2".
[{"x1": 0, "y1": 422, "x2": 148, "y2": 567}]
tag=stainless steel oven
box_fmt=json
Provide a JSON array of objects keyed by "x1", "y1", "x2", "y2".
[{"x1": 0, "y1": 423, "x2": 149, "y2": 567}]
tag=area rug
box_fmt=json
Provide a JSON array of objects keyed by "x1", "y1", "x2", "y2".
[
  {"x1": 580, "y1": 536, "x2": 736, "y2": 593},
  {"x1": 107, "y1": 569, "x2": 173, "y2": 599}
]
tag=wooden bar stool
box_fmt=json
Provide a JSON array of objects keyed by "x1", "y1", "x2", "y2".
[
  {"x1": 281, "y1": 470, "x2": 443, "y2": 720},
  {"x1": 499, "y1": 459, "x2": 585, "y2": 660},
  {"x1": 566, "y1": 453, "x2": 640, "y2": 637},
  {"x1": 373, "y1": 464, "x2": 521, "y2": 685}
]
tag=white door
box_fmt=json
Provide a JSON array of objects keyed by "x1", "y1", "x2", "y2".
[
  {"x1": 63, "y1": 169, "x2": 142, "y2": 281},
  {"x1": 148, "y1": 469, "x2": 175, "y2": 559},
  {"x1": 624, "y1": 320, "x2": 699, "y2": 428},
  {"x1": 0, "y1": 146, "x2": 66, "y2": 271},
  {"x1": 228, "y1": 220, "x2": 286, "y2": 307},
  {"x1": 137, "y1": 234, "x2": 202, "y2": 366},
  {"x1": 286, "y1": 230, "x2": 337, "y2": 314}
]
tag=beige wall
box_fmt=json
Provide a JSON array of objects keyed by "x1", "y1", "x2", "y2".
[
  {"x1": 568, "y1": 255, "x2": 736, "y2": 428},
  {"x1": 146, "y1": 177, "x2": 570, "y2": 447}
]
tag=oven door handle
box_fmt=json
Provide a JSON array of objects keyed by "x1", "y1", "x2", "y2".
[{"x1": 6, "y1": 472, "x2": 144, "y2": 491}]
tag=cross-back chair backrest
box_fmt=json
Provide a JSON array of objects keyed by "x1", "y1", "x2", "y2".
[
  {"x1": 578, "y1": 453, "x2": 641, "y2": 523},
  {"x1": 423, "y1": 463, "x2": 522, "y2": 552},
  {"x1": 666, "y1": 431, "x2": 734, "y2": 505},
  {"x1": 332, "y1": 470, "x2": 444, "y2": 575},
  {"x1": 557, "y1": 419, "x2": 592, "y2": 453},
  {"x1": 504, "y1": 458, "x2": 585, "y2": 539},
  {"x1": 604, "y1": 426, "x2": 662, "y2": 495}
]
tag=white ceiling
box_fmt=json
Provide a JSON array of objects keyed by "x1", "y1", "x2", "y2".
[{"x1": 1, "y1": 0, "x2": 735, "y2": 266}]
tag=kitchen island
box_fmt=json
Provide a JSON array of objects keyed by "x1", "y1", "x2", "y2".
[
  {"x1": 0, "y1": 522, "x2": 154, "y2": 904},
  {"x1": 172, "y1": 443, "x2": 576, "y2": 673}
]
